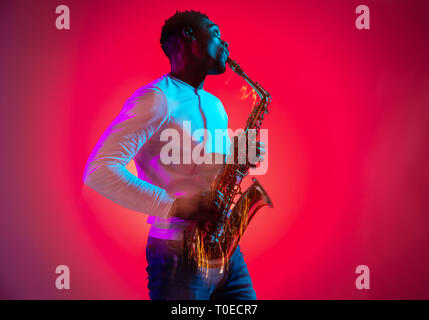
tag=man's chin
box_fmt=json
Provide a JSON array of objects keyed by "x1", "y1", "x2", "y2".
[{"x1": 208, "y1": 62, "x2": 227, "y2": 75}]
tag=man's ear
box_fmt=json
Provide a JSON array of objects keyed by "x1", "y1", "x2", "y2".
[{"x1": 182, "y1": 27, "x2": 196, "y2": 41}]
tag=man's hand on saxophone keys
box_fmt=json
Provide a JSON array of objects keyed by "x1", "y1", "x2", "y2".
[{"x1": 230, "y1": 131, "x2": 266, "y2": 167}]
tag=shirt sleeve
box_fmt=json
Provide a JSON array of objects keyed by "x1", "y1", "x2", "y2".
[{"x1": 82, "y1": 87, "x2": 174, "y2": 218}]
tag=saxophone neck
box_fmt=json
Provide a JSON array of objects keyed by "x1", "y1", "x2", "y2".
[{"x1": 227, "y1": 57, "x2": 271, "y2": 103}]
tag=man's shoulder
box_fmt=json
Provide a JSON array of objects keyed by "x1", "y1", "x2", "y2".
[
  {"x1": 131, "y1": 74, "x2": 169, "y2": 98},
  {"x1": 119, "y1": 75, "x2": 170, "y2": 118}
]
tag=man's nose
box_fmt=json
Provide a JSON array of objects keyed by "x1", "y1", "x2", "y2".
[{"x1": 222, "y1": 39, "x2": 229, "y2": 49}]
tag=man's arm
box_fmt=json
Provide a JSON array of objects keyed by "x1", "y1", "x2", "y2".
[{"x1": 82, "y1": 87, "x2": 174, "y2": 218}]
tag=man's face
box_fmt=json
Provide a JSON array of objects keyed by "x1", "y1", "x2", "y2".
[{"x1": 193, "y1": 18, "x2": 229, "y2": 75}]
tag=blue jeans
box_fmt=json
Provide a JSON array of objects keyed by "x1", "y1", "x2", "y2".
[{"x1": 145, "y1": 235, "x2": 257, "y2": 300}]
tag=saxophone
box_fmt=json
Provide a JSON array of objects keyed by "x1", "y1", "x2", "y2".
[{"x1": 187, "y1": 57, "x2": 273, "y2": 275}]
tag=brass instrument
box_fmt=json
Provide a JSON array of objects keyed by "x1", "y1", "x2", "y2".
[{"x1": 187, "y1": 57, "x2": 273, "y2": 274}]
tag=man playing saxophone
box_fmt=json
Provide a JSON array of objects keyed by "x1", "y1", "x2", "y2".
[{"x1": 83, "y1": 10, "x2": 265, "y2": 300}]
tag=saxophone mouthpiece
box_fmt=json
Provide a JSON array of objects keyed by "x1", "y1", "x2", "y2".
[
  {"x1": 226, "y1": 57, "x2": 235, "y2": 67},
  {"x1": 226, "y1": 57, "x2": 241, "y2": 73}
]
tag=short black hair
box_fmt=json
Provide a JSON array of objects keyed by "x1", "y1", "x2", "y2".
[{"x1": 160, "y1": 10, "x2": 209, "y2": 60}]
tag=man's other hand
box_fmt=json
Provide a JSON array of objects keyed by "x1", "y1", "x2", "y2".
[{"x1": 168, "y1": 192, "x2": 220, "y2": 226}]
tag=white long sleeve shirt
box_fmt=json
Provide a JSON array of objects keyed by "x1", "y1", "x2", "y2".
[{"x1": 83, "y1": 73, "x2": 231, "y2": 240}]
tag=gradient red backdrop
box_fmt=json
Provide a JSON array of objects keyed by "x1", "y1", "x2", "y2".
[{"x1": 1, "y1": 0, "x2": 428, "y2": 299}]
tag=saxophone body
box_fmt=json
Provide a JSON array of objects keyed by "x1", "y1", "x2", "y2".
[{"x1": 187, "y1": 57, "x2": 273, "y2": 274}]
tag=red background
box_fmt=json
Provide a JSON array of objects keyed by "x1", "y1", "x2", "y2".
[{"x1": 1, "y1": 0, "x2": 429, "y2": 299}]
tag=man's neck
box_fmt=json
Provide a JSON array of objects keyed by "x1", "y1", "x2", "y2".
[
  {"x1": 169, "y1": 69, "x2": 206, "y2": 91},
  {"x1": 170, "y1": 55, "x2": 209, "y2": 90}
]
